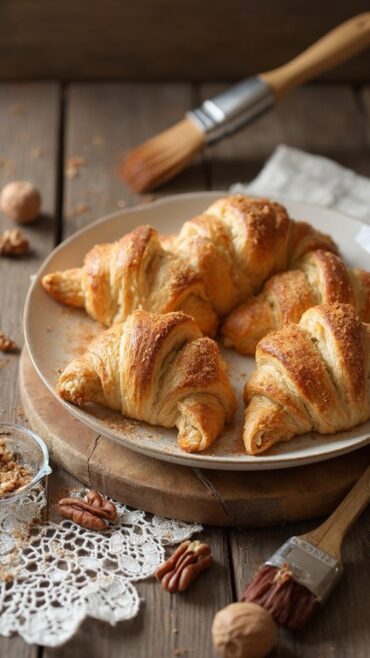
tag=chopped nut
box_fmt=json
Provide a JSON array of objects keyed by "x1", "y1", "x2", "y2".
[
  {"x1": 65, "y1": 156, "x2": 88, "y2": 179},
  {"x1": 156, "y1": 540, "x2": 212, "y2": 592},
  {"x1": 0, "y1": 229, "x2": 29, "y2": 256},
  {"x1": 58, "y1": 490, "x2": 117, "y2": 531},
  {"x1": 0, "y1": 332, "x2": 18, "y2": 353},
  {"x1": 0, "y1": 438, "x2": 32, "y2": 495}
]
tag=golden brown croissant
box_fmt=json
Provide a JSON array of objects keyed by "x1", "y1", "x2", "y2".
[
  {"x1": 42, "y1": 225, "x2": 218, "y2": 336},
  {"x1": 168, "y1": 195, "x2": 337, "y2": 316},
  {"x1": 243, "y1": 303, "x2": 370, "y2": 455},
  {"x1": 58, "y1": 310, "x2": 236, "y2": 453},
  {"x1": 222, "y1": 250, "x2": 370, "y2": 354},
  {"x1": 42, "y1": 196, "x2": 337, "y2": 332}
]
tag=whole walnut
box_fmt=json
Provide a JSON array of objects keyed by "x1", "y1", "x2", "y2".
[
  {"x1": 212, "y1": 602, "x2": 277, "y2": 658},
  {"x1": 0, "y1": 180, "x2": 41, "y2": 223}
]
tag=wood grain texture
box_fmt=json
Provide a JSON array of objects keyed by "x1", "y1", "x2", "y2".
[
  {"x1": 63, "y1": 83, "x2": 205, "y2": 236},
  {"x1": 0, "y1": 84, "x2": 59, "y2": 658},
  {"x1": 360, "y1": 85, "x2": 370, "y2": 145},
  {"x1": 199, "y1": 83, "x2": 370, "y2": 189},
  {"x1": 0, "y1": 2, "x2": 370, "y2": 82},
  {"x1": 0, "y1": 84, "x2": 59, "y2": 425}
]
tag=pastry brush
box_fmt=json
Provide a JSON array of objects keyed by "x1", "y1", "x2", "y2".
[
  {"x1": 121, "y1": 13, "x2": 370, "y2": 193},
  {"x1": 240, "y1": 462, "x2": 370, "y2": 630}
]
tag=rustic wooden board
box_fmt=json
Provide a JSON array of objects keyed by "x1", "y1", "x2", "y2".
[
  {"x1": 1, "y1": 2, "x2": 369, "y2": 82},
  {"x1": 20, "y1": 348, "x2": 370, "y2": 527}
]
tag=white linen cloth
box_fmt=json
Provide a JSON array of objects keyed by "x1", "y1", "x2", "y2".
[{"x1": 231, "y1": 144, "x2": 370, "y2": 227}]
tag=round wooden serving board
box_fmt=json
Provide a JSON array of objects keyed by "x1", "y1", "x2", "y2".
[{"x1": 20, "y1": 348, "x2": 370, "y2": 527}]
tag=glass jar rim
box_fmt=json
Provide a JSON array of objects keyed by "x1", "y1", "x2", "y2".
[{"x1": 0, "y1": 421, "x2": 52, "y2": 503}]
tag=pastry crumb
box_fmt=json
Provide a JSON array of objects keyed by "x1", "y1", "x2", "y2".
[{"x1": 65, "y1": 156, "x2": 88, "y2": 179}]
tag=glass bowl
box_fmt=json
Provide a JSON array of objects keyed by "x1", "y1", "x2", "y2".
[{"x1": 0, "y1": 422, "x2": 52, "y2": 503}]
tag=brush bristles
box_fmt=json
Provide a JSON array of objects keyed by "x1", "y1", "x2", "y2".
[
  {"x1": 242, "y1": 564, "x2": 319, "y2": 630},
  {"x1": 120, "y1": 118, "x2": 205, "y2": 193}
]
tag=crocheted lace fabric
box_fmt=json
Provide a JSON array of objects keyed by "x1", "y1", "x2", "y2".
[{"x1": 0, "y1": 488, "x2": 201, "y2": 647}]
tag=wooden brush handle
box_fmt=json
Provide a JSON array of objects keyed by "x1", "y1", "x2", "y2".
[
  {"x1": 302, "y1": 463, "x2": 370, "y2": 560},
  {"x1": 260, "y1": 13, "x2": 370, "y2": 100}
]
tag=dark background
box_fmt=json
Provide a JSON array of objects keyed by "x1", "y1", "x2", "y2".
[{"x1": 0, "y1": 0, "x2": 369, "y2": 81}]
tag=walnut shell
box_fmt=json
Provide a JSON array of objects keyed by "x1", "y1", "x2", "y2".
[
  {"x1": 212, "y1": 602, "x2": 277, "y2": 658},
  {"x1": 0, "y1": 180, "x2": 41, "y2": 223}
]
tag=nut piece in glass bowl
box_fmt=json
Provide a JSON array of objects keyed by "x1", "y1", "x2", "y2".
[
  {"x1": 0, "y1": 180, "x2": 41, "y2": 224},
  {"x1": 212, "y1": 602, "x2": 277, "y2": 658}
]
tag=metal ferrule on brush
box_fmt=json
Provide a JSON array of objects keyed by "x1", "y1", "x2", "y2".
[
  {"x1": 266, "y1": 536, "x2": 343, "y2": 603},
  {"x1": 186, "y1": 77, "x2": 275, "y2": 144}
]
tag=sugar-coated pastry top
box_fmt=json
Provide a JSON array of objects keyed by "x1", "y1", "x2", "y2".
[
  {"x1": 243, "y1": 303, "x2": 370, "y2": 454},
  {"x1": 58, "y1": 309, "x2": 236, "y2": 453}
]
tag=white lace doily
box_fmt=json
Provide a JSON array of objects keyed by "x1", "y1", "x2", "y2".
[{"x1": 0, "y1": 488, "x2": 202, "y2": 647}]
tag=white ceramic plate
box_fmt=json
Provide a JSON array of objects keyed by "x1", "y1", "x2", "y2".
[{"x1": 24, "y1": 192, "x2": 370, "y2": 470}]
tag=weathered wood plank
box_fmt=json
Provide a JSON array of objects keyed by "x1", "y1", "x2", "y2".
[
  {"x1": 0, "y1": 84, "x2": 59, "y2": 423},
  {"x1": 360, "y1": 85, "x2": 370, "y2": 144},
  {"x1": 63, "y1": 83, "x2": 205, "y2": 235},
  {"x1": 199, "y1": 83, "x2": 370, "y2": 189},
  {"x1": 42, "y1": 83, "x2": 233, "y2": 658},
  {"x1": 0, "y1": 83, "x2": 60, "y2": 657},
  {"x1": 0, "y1": 2, "x2": 369, "y2": 82}
]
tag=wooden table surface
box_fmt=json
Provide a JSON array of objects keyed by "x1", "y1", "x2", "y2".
[{"x1": 1, "y1": 81, "x2": 370, "y2": 658}]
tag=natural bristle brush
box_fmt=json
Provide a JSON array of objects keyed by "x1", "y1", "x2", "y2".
[
  {"x1": 223, "y1": 463, "x2": 370, "y2": 636},
  {"x1": 121, "y1": 13, "x2": 370, "y2": 193}
]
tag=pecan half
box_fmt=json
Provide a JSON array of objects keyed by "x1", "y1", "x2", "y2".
[
  {"x1": 156, "y1": 540, "x2": 212, "y2": 592},
  {"x1": 58, "y1": 490, "x2": 117, "y2": 531}
]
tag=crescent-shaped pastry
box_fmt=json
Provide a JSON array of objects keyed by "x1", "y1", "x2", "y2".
[
  {"x1": 58, "y1": 310, "x2": 236, "y2": 453},
  {"x1": 42, "y1": 196, "x2": 337, "y2": 333},
  {"x1": 243, "y1": 303, "x2": 370, "y2": 455},
  {"x1": 171, "y1": 196, "x2": 337, "y2": 316},
  {"x1": 42, "y1": 225, "x2": 218, "y2": 336},
  {"x1": 222, "y1": 250, "x2": 370, "y2": 354}
]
